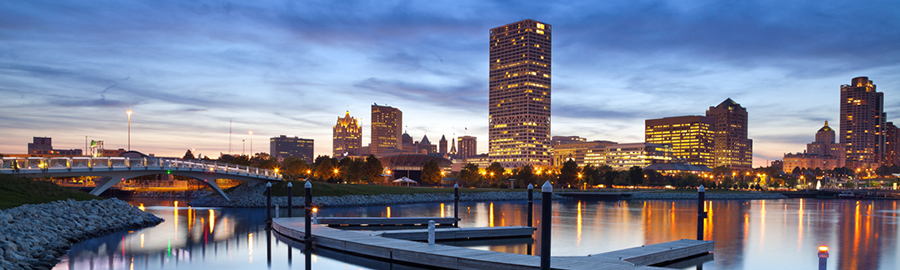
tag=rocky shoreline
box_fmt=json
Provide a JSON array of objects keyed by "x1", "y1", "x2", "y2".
[
  {"x1": 0, "y1": 199, "x2": 164, "y2": 270},
  {"x1": 628, "y1": 191, "x2": 789, "y2": 200},
  {"x1": 188, "y1": 183, "x2": 567, "y2": 208}
]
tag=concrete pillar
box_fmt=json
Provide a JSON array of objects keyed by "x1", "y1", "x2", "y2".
[
  {"x1": 527, "y1": 183, "x2": 533, "y2": 227},
  {"x1": 697, "y1": 185, "x2": 706, "y2": 241},
  {"x1": 541, "y1": 181, "x2": 552, "y2": 270},
  {"x1": 288, "y1": 182, "x2": 293, "y2": 217}
]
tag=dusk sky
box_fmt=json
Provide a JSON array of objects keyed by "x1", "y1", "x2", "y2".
[{"x1": 1, "y1": 0, "x2": 898, "y2": 167}]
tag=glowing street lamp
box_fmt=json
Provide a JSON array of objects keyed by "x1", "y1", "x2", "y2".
[{"x1": 126, "y1": 110, "x2": 132, "y2": 151}]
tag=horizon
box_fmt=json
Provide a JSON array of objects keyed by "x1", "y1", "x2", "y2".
[{"x1": 1, "y1": 0, "x2": 898, "y2": 167}]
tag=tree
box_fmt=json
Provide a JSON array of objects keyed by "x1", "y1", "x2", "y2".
[
  {"x1": 516, "y1": 165, "x2": 536, "y2": 186},
  {"x1": 342, "y1": 158, "x2": 365, "y2": 183},
  {"x1": 182, "y1": 149, "x2": 195, "y2": 160},
  {"x1": 486, "y1": 162, "x2": 505, "y2": 182},
  {"x1": 459, "y1": 163, "x2": 480, "y2": 185},
  {"x1": 280, "y1": 157, "x2": 309, "y2": 180},
  {"x1": 421, "y1": 160, "x2": 442, "y2": 185},
  {"x1": 875, "y1": 165, "x2": 891, "y2": 178},
  {"x1": 581, "y1": 165, "x2": 601, "y2": 186},
  {"x1": 791, "y1": 166, "x2": 802, "y2": 176},
  {"x1": 557, "y1": 160, "x2": 580, "y2": 187},
  {"x1": 602, "y1": 170, "x2": 618, "y2": 188},
  {"x1": 363, "y1": 155, "x2": 384, "y2": 183},
  {"x1": 627, "y1": 166, "x2": 644, "y2": 186},
  {"x1": 644, "y1": 169, "x2": 664, "y2": 186},
  {"x1": 314, "y1": 157, "x2": 336, "y2": 182}
]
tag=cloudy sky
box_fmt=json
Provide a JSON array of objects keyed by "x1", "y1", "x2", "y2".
[{"x1": 1, "y1": 0, "x2": 898, "y2": 167}]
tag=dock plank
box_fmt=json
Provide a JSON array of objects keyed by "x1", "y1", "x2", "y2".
[{"x1": 317, "y1": 217, "x2": 458, "y2": 226}]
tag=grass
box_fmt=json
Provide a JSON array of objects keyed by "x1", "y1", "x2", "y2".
[
  {"x1": 269, "y1": 181, "x2": 519, "y2": 197},
  {"x1": 0, "y1": 174, "x2": 100, "y2": 209}
]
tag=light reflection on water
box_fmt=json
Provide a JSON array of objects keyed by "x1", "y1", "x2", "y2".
[{"x1": 52, "y1": 198, "x2": 899, "y2": 270}]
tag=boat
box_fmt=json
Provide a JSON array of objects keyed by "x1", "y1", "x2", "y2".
[{"x1": 836, "y1": 191, "x2": 864, "y2": 199}]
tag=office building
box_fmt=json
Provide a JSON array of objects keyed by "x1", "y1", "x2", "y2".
[
  {"x1": 371, "y1": 104, "x2": 402, "y2": 157},
  {"x1": 333, "y1": 111, "x2": 362, "y2": 158},
  {"x1": 27, "y1": 137, "x2": 83, "y2": 156},
  {"x1": 840, "y1": 77, "x2": 885, "y2": 169},
  {"x1": 457, "y1": 136, "x2": 477, "y2": 160},
  {"x1": 270, "y1": 135, "x2": 314, "y2": 163},
  {"x1": 706, "y1": 98, "x2": 753, "y2": 171},
  {"x1": 439, "y1": 135, "x2": 448, "y2": 155},
  {"x1": 645, "y1": 116, "x2": 715, "y2": 167},
  {"x1": 885, "y1": 122, "x2": 899, "y2": 167},
  {"x1": 489, "y1": 19, "x2": 552, "y2": 168},
  {"x1": 552, "y1": 140, "x2": 617, "y2": 167},
  {"x1": 782, "y1": 121, "x2": 846, "y2": 172},
  {"x1": 604, "y1": 143, "x2": 673, "y2": 170}
]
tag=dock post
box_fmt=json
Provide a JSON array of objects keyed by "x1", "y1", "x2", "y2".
[
  {"x1": 697, "y1": 185, "x2": 706, "y2": 240},
  {"x1": 541, "y1": 181, "x2": 552, "y2": 270},
  {"x1": 305, "y1": 181, "x2": 312, "y2": 242},
  {"x1": 266, "y1": 182, "x2": 272, "y2": 222},
  {"x1": 287, "y1": 182, "x2": 293, "y2": 217},
  {"x1": 428, "y1": 220, "x2": 436, "y2": 245},
  {"x1": 275, "y1": 205, "x2": 279, "y2": 218},
  {"x1": 454, "y1": 184, "x2": 460, "y2": 227},
  {"x1": 527, "y1": 183, "x2": 533, "y2": 227},
  {"x1": 818, "y1": 246, "x2": 828, "y2": 270}
]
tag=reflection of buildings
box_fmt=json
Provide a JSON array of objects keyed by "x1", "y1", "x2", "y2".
[
  {"x1": 835, "y1": 201, "x2": 894, "y2": 270},
  {"x1": 489, "y1": 19, "x2": 552, "y2": 168},
  {"x1": 782, "y1": 121, "x2": 846, "y2": 172},
  {"x1": 269, "y1": 135, "x2": 314, "y2": 163},
  {"x1": 333, "y1": 111, "x2": 362, "y2": 158},
  {"x1": 840, "y1": 77, "x2": 886, "y2": 169}
]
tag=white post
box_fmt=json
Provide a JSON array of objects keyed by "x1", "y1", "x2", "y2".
[
  {"x1": 428, "y1": 220, "x2": 435, "y2": 245},
  {"x1": 275, "y1": 204, "x2": 280, "y2": 218}
]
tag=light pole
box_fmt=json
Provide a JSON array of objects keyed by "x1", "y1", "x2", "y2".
[
  {"x1": 249, "y1": 130, "x2": 253, "y2": 156},
  {"x1": 242, "y1": 140, "x2": 246, "y2": 155},
  {"x1": 126, "y1": 110, "x2": 132, "y2": 151}
]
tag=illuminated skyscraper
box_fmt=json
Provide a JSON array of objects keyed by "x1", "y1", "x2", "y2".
[
  {"x1": 645, "y1": 116, "x2": 714, "y2": 167},
  {"x1": 458, "y1": 136, "x2": 477, "y2": 160},
  {"x1": 706, "y1": 98, "x2": 753, "y2": 171},
  {"x1": 840, "y1": 77, "x2": 885, "y2": 168},
  {"x1": 333, "y1": 111, "x2": 362, "y2": 158},
  {"x1": 489, "y1": 19, "x2": 552, "y2": 168},
  {"x1": 371, "y1": 104, "x2": 402, "y2": 157}
]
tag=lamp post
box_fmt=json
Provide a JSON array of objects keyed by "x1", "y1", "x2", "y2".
[
  {"x1": 249, "y1": 131, "x2": 253, "y2": 155},
  {"x1": 126, "y1": 110, "x2": 132, "y2": 151}
]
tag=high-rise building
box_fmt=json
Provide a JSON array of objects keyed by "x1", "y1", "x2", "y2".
[
  {"x1": 885, "y1": 122, "x2": 899, "y2": 167},
  {"x1": 706, "y1": 98, "x2": 753, "y2": 171},
  {"x1": 840, "y1": 77, "x2": 886, "y2": 169},
  {"x1": 645, "y1": 116, "x2": 714, "y2": 167},
  {"x1": 489, "y1": 19, "x2": 552, "y2": 168},
  {"x1": 270, "y1": 135, "x2": 314, "y2": 163},
  {"x1": 371, "y1": 104, "x2": 402, "y2": 157},
  {"x1": 333, "y1": 111, "x2": 362, "y2": 158},
  {"x1": 27, "y1": 137, "x2": 83, "y2": 156},
  {"x1": 457, "y1": 136, "x2": 477, "y2": 160},
  {"x1": 439, "y1": 135, "x2": 448, "y2": 155}
]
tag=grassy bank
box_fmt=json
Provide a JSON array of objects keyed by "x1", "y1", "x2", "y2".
[
  {"x1": 0, "y1": 174, "x2": 100, "y2": 209},
  {"x1": 269, "y1": 181, "x2": 518, "y2": 197}
]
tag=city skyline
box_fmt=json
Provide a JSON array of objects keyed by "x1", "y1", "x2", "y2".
[{"x1": 1, "y1": 1, "x2": 898, "y2": 167}]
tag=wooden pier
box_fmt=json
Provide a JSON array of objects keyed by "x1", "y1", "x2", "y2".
[
  {"x1": 374, "y1": 226, "x2": 535, "y2": 241},
  {"x1": 317, "y1": 217, "x2": 458, "y2": 226},
  {"x1": 273, "y1": 217, "x2": 713, "y2": 270}
]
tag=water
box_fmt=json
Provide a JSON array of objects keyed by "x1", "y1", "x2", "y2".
[{"x1": 52, "y1": 198, "x2": 900, "y2": 270}]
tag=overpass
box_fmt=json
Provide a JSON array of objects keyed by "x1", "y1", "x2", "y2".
[{"x1": 0, "y1": 157, "x2": 282, "y2": 201}]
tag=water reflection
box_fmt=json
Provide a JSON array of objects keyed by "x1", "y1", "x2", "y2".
[{"x1": 53, "y1": 198, "x2": 899, "y2": 270}]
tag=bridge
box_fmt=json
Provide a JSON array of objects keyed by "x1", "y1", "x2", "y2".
[{"x1": 0, "y1": 157, "x2": 282, "y2": 201}]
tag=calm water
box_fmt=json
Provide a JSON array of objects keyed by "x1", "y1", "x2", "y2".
[{"x1": 53, "y1": 198, "x2": 900, "y2": 270}]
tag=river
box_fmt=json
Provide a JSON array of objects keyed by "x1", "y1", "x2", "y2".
[{"x1": 52, "y1": 198, "x2": 900, "y2": 270}]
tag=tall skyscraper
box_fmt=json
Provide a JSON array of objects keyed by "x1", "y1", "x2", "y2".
[
  {"x1": 706, "y1": 98, "x2": 753, "y2": 171},
  {"x1": 840, "y1": 77, "x2": 885, "y2": 169},
  {"x1": 645, "y1": 116, "x2": 714, "y2": 167},
  {"x1": 270, "y1": 135, "x2": 314, "y2": 163},
  {"x1": 489, "y1": 19, "x2": 552, "y2": 168},
  {"x1": 885, "y1": 122, "x2": 899, "y2": 167},
  {"x1": 458, "y1": 136, "x2": 477, "y2": 160},
  {"x1": 333, "y1": 111, "x2": 362, "y2": 158},
  {"x1": 371, "y1": 104, "x2": 402, "y2": 157}
]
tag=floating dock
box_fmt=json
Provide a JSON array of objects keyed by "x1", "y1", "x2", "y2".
[
  {"x1": 317, "y1": 217, "x2": 458, "y2": 226},
  {"x1": 273, "y1": 217, "x2": 713, "y2": 270},
  {"x1": 374, "y1": 226, "x2": 535, "y2": 241}
]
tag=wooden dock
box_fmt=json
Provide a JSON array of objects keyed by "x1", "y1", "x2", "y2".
[
  {"x1": 317, "y1": 217, "x2": 458, "y2": 226},
  {"x1": 374, "y1": 226, "x2": 535, "y2": 241},
  {"x1": 273, "y1": 217, "x2": 713, "y2": 270}
]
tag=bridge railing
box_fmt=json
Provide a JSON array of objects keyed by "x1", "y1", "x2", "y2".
[{"x1": 0, "y1": 157, "x2": 281, "y2": 180}]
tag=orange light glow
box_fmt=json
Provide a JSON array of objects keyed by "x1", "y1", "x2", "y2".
[
  {"x1": 138, "y1": 203, "x2": 145, "y2": 211},
  {"x1": 819, "y1": 246, "x2": 828, "y2": 252},
  {"x1": 312, "y1": 207, "x2": 318, "y2": 212}
]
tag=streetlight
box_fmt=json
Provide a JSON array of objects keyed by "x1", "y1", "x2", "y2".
[
  {"x1": 249, "y1": 131, "x2": 253, "y2": 155},
  {"x1": 126, "y1": 110, "x2": 132, "y2": 151}
]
